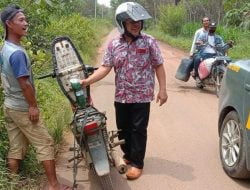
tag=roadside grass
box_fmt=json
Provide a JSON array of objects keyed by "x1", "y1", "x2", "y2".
[
  {"x1": 36, "y1": 79, "x2": 73, "y2": 145},
  {"x1": 228, "y1": 32, "x2": 250, "y2": 60},
  {"x1": 146, "y1": 26, "x2": 250, "y2": 60},
  {"x1": 146, "y1": 28, "x2": 192, "y2": 51}
]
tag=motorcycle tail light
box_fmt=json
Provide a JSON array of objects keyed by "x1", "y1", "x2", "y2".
[{"x1": 84, "y1": 121, "x2": 98, "y2": 135}]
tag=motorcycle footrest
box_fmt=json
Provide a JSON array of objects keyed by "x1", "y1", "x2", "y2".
[
  {"x1": 110, "y1": 139, "x2": 125, "y2": 148},
  {"x1": 69, "y1": 147, "x2": 80, "y2": 151}
]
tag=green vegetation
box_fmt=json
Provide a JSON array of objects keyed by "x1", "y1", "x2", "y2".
[
  {"x1": 0, "y1": 0, "x2": 113, "y2": 189},
  {"x1": 45, "y1": 14, "x2": 96, "y2": 64},
  {"x1": 36, "y1": 79, "x2": 72, "y2": 145},
  {"x1": 159, "y1": 4, "x2": 187, "y2": 36},
  {"x1": 147, "y1": 26, "x2": 192, "y2": 50},
  {"x1": 224, "y1": 3, "x2": 250, "y2": 30},
  {"x1": 146, "y1": 2, "x2": 250, "y2": 60}
]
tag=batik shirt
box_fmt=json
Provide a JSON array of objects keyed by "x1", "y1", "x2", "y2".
[{"x1": 102, "y1": 33, "x2": 164, "y2": 103}]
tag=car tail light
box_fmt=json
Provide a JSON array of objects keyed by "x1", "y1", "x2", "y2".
[{"x1": 84, "y1": 121, "x2": 98, "y2": 135}]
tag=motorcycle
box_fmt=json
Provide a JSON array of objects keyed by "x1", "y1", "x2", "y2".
[
  {"x1": 176, "y1": 42, "x2": 233, "y2": 96},
  {"x1": 193, "y1": 42, "x2": 233, "y2": 96},
  {"x1": 37, "y1": 36, "x2": 127, "y2": 190}
]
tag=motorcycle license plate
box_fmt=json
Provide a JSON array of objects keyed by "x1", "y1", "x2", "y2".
[{"x1": 87, "y1": 134, "x2": 102, "y2": 148}]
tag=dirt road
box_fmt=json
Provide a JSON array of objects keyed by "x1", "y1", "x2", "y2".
[{"x1": 54, "y1": 29, "x2": 250, "y2": 190}]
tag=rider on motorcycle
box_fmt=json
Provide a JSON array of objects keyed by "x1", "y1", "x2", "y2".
[
  {"x1": 193, "y1": 22, "x2": 233, "y2": 84},
  {"x1": 190, "y1": 17, "x2": 210, "y2": 57}
]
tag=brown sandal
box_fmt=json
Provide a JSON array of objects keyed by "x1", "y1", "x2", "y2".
[{"x1": 126, "y1": 167, "x2": 142, "y2": 180}]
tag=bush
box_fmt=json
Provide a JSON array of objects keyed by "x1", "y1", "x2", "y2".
[
  {"x1": 227, "y1": 31, "x2": 250, "y2": 59},
  {"x1": 44, "y1": 14, "x2": 97, "y2": 64},
  {"x1": 94, "y1": 19, "x2": 113, "y2": 39},
  {"x1": 181, "y1": 22, "x2": 201, "y2": 37},
  {"x1": 216, "y1": 26, "x2": 242, "y2": 43},
  {"x1": 35, "y1": 79, "x2": 72, "y2": 144},
  {"x1": 159, "y1": 4, "x2": 187, "y2": 36}
]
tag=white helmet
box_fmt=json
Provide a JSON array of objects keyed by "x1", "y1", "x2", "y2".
[{"x1": 115, "y1": 2, "x2": 152, "y2": 34}]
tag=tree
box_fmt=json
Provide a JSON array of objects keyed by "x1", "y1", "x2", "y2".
[
  {"x1": 224, "y1": 2, "x2": 250, "y2": 30},
  {"x1": 223, "y1": 0, "x2": 249, "y2": 12},
  {"x1": 175, "y1": 0, "x2": 181, "y2": 5}
]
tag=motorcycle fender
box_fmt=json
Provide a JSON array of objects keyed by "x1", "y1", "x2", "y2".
[{"x1": 87, "y1": 133, "x2": 110, "y2": 176}]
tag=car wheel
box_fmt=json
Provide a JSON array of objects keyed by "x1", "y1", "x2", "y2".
[{"x1": 219, "y1": 111, "x2": 250, "y2": 178}]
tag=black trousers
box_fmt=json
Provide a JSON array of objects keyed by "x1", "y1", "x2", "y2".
[{"x1": 114, "y1": 102, "x2": 150, "y2": 169}]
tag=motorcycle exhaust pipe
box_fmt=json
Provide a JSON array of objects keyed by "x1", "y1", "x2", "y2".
[
  {"x1": 110, "y1": 139, "x2": 125, "y2": 148},
  {"x1": 110, "y1": 150, "x2": 127, "y2": 174}
]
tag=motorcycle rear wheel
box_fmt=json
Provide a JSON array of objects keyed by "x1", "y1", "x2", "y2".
[
  {"x1": 90, "y1": 164, "x2": 114, "y2": 190},
  {"x1": 99, "y1": 174, "x2": 114, "y2": 190}
]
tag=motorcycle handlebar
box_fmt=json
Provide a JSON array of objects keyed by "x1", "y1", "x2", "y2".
[
  {"x1": 36, "y1": 72, "x2": 56, "y2": 80},
  {"x1": 36, "y1": 65, "x2": 97, "y2": 80},
  {"x1": 85, "y1": 66, "x2": 98, "y2": 75}
]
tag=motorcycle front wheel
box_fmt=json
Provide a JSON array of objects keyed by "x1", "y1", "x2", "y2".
[{"x1": 215, "y1": 72, "x2": 223, "y2": 97}]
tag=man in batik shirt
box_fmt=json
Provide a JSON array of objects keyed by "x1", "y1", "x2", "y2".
[{"x1": 81, "y1": 2, "x2": 168, "y2": 180}]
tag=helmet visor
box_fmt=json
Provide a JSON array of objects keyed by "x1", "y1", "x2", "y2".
[{"x1": 126, "y1": 3, "x2": 151, "y2": 21}]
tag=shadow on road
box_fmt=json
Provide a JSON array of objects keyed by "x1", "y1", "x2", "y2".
[
  {"x1": 178, "y1": 85, "x2": 216, "y2": 95},
  {"x1": 178, "y1": 85, "x2": 198, "y2": 91},
  {"x1": 110, "y1": 168, "x2": 132, "y2": 190},
  {"x1": 231, "y1": 178, "x2": 250, "y2": 188},
  {"x1": 77, "y1": 167, "x2": 132, "y2": 190},
  {"x1": 143, "y1": 157, "x2": 195, "y2": 182}
]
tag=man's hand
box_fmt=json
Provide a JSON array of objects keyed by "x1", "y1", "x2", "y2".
[
  {"x1": 80, "y1": 79, "x2": 90, "y2": 87},
  {"x1": 80, "y1": 65, "x2": 112, "y2": 88},
  {"x1": 71, "y1": 103, "x2": 77, "y2": 112},
  {"x1": 195, "y1": 40, "x2": 203, "y2": 45},
  {"x1": 227, "y1": 40, "x2": 234, "y2": 48},
  {"x1": 29, "y1": 106, "x2": 39, "y2": 123},
  {"x1": 18, "y1": 77, "x2": 39, "y2": 123},
  {"x1": 156, "y1": 90, "x2": 168, "y2": 106}
]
